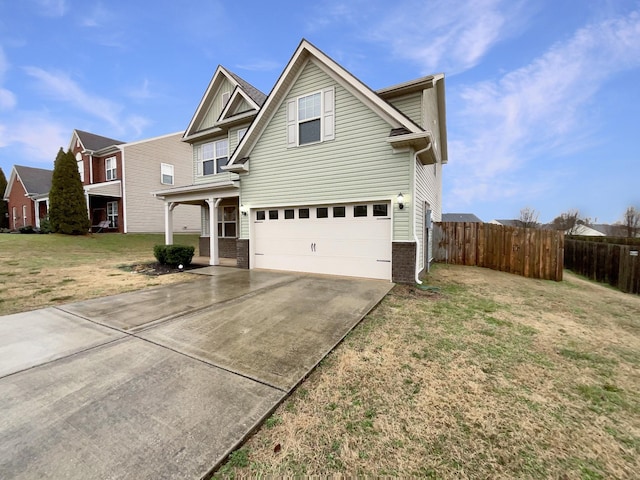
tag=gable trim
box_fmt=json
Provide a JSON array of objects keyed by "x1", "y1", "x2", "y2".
[{"x1": 229, "y1": 39, "x2": 424, "y2": 165}]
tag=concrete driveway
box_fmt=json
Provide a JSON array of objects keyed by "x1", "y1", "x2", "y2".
[{"x1": 0, "y1": 267, "x2": 392, "y2": 479}]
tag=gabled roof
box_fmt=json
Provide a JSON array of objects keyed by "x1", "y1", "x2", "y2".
[
  {"x1": 184, "y1": 66, "x2": 266, "y2": 140},
  {"x1": 218, "y1": 86, "x2": 262, "y2": 122},
  {"x1": 230, "y1": 39, "x2": 430, "y2": 165},
  {"x1": 442, "y1": 213, "x2": 483, "y2": 223},
  {"x1": 71, "y1": 129, "x2": 124, "y2": 152},
  {"x1": 4, "y1": 165, "x2": 53, "y2": 200}
]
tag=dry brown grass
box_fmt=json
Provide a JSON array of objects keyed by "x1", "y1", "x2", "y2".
[
  {"x1": 217, "y1": 265, "x2": 640, "y2": 479},
  {"x1": 0, "y1": 233, "x2": 199, "y2": 315}
]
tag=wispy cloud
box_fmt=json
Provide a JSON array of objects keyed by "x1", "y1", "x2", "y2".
[
  {"x1": 235, "y1": 60, "x2": 281, "y2": 72},
  {"x1": 126, "y1": 78, "x2": 153, "y2": 101},
  {"x1": 307, "y1": 0, "x2": 527, "y2": 75},
  {"x1": 22, "y1": 66, "x2": 151, "y2": 138},
  {"x1": 23, "y1": 66, "x2": 124, "y2": 129},
  {"x1": 0, "y1": 47, "x2": 17, "y2": 110},
  {"x1": 32, "y1": 0, "x2": 68, "y2": 17},
  {"x1": 447, "y1": 10, "x2": 640, "y2": 207},
  {"x1": 0, "y1": 113, "x2": 68, "y2": 161}
]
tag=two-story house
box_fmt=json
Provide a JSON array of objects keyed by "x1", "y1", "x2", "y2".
[
  {"x1": 155, "y1": 39, "x2": 447, "y2": 283},
  {"x1": 3, "y1": 165, "x2": 53, "y2": 230},
  {"x1": 71, "y1": 129, "x2": 200, "y2": 233}
]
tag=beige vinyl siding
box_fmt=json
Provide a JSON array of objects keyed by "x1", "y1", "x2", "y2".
[
  {"x1": 240, "y1": 59, "x2": 412, "y2": 240},
  {"x1": 122, "y1": 133, "x2": 200, "y2": 233},
  {"x1": 198, "y1": 78, "x2": 234, "y2": 131},
  {"x1": 388, "y1": 92, "x2": 422, "y2": 127}
]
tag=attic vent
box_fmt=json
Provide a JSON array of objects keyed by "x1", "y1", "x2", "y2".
[{"x1": 221, "y1": 91, "x2": 230, "y2": 108}]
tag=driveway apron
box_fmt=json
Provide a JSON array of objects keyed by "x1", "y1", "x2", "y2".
[{"x1": 0, "y1": 267, "x2": 392, "y2": 479}]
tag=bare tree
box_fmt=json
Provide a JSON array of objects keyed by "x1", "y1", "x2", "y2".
[
  {"x1": 622, "y1": 206, "x2": 640, "y2": 238},
  {"x1": 552, "y1": 209, "x2": 581, "y2": 234},
  {"x1": 518, "y1": 207, "x2": 540, "y2": 228}
]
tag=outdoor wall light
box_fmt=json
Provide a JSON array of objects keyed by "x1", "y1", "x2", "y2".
[
  {"x1": 397, "y1": 193, "x2": 405, "y2": 210},
  {"x1": 240, "y1": 204, "x2": 248, "y2": 216}
]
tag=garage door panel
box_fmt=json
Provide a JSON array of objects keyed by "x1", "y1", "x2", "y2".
[{"x1": 252, "y1": 203, "x2": 391, "y2": 280}]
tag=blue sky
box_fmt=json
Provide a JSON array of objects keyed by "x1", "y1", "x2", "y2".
[{"x1": 1, "y1": 0, "x2": 639, "y2": 224}]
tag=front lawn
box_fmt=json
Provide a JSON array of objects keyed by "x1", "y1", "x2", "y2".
[
  {"x1": 215, "y1": 265, "x2": 640, "y2": 479},
  {"x1": 0, "y1": 233, "x2": 199, "y2": 315}
]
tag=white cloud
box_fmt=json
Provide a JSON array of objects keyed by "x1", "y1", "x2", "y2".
[
  {"x1": 0, "y1": 114, "x2": 68, "y2": 162},
  {"x1": 447, "y1": 10, "x2": 640, "y2": 207},
  {"x1": 33, "y1": 0, "x2": 68, "y2": 17},
  {"x1": 23, "y1": 66, "x2": 125, "y2": 131}
]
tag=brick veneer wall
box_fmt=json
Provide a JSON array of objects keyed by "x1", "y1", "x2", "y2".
[
  {"x1": 237, "y1": 239, "x2": 249, "y2": 269},
  {"x1": 392, "y1": 242, "x2": 416, "y2": 284},
  {"x1": 198, "y1": 237, "x2": 237, "y2": 258}
]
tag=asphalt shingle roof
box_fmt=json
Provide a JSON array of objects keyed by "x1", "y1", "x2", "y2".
[
  {"x1": 442, "y1": 213, "x2": 483, "y2": 222},
  {"x1": 226, "y1": 69, "x2": 268, "y2": 106},
  {"x1": 75, "y1": 129, "x2": 125, "y2": 151},
  {"x1": 14, "y1": 165, "x2": 53, "y2": 196}
]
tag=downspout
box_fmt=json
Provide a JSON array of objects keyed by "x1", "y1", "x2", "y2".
[{"x1": 413, "y1": 140, "x2": 433, "y2": 285}]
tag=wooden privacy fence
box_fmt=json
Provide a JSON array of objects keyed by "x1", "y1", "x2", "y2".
[
  {"x1": 433, "y1": 222, "x2": 564, "y2": 281},
  {"x1": 564, "y1": 238, "x2": 640, "y2": 294}
]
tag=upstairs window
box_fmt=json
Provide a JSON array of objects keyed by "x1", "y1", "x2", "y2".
[
  {"x1": 105, "y1": 157, "x2": 117, "y2": 181},
  {"x1": 287, "y1": 87, "x2": 335, "y2": 147},
  {"x1": 161, "y1": 163, "x2": 174, "y2": 185},
  {"x1": 198, "y1": 139, "x2": 229, "y2": 176}
]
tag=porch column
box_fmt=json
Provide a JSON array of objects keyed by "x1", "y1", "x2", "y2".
[
  {"x1": 206, "y1": 197, "x2": 222, "y2": 266},
  {"x1": 34, "y1": 200, "x2": 41, "y2": 229},
  {"x1": 164, "y1": 201, "x2": 177, "y2": 245},
  {"x1": 85, "y1": 193, "x2": 90, "y2": 222}
]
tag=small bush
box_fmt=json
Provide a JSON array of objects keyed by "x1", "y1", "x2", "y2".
[
  {"x1": 39, "y1": 217, "x2": 52, "y2": 234},
  {"x1": 153, "y1": 244, "x2": 194, "y2": 267},
  {"x1": 19, "y1": 225, "x2": 36, "y2": 234}
]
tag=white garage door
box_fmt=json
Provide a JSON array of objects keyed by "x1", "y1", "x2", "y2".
[{"x1": 252, "y1": 202, "x2": 391, "y2": 280}]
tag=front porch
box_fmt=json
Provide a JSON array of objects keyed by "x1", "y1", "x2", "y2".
[{"x1": 154, "y1": 174, "x2": 243, "y2": 268}]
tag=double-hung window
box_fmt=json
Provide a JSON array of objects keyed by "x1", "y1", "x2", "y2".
[
  {"x1": 287, "y1": 87, "x2": 335, "y2": 147},
  {"x1": 199, "y1": 139, "x2": 229, "y2": 176},
  {"x1": 105, "y1": 156, "x2": 117, "y2": 181},
  {"x1": 161, "y1": 163, "x2": 174, "y2": 185},
  {"x1": 107, "y1": 201, "x2": 118, "y2": 228},
  {"x1": 76, "y1": 152, "x2": 84, "y2": 182}
]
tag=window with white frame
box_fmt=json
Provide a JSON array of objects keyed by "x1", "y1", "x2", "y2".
[
  {"x1": 287, "y1": 87, "x2": 334, "y2": 147},
  {"x1": 76, "y1": 152, "x2": 84, "y2": 182},
  {"x1": 198, "y1": 139, "x2": 228, "y2": 176},
  {"x1": 221, "y1": 91, "x2": 230, "y2": 109},
  {"x1": 161, "y1": 163, "x2": 174, "y2": 185},
  {"x1": 105, "y1": 156, "x2": 117, "y2": 181},
  {"x1": 107, "y1": 201, "x2": 118, "y2": 228},
  {"x1": 217, "y1": 206, "x2": 237, "y2": 237},
  {"x1": 22, "y1": 205, "x2": 27, "y2": 226},
  {"x1": 237, "y1": 127, "x2": 247, "y2": 143}
]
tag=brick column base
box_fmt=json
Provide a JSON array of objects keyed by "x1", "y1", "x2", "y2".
[
  {"x1": 237, "y1": 239, "x2": 250, "y2": 269},
  {"x1": 199, "y1": 236, "x2": 209, "y2": 257},
  {"x1": 392, "y1": 242, "x2": 416, "y2": 284}
]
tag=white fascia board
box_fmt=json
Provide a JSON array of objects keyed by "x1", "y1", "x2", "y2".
[
  {"x1": 182, "y1": 127, "x2": 224, "y2": 144},
  {"x1": 217, "y1": 86, "x2": 260, "y2": 122},
  {"x1": 3, "y1": 168, "x2": 18, "y2": 200},
  {"x1": 119, "y1": 131, "x2": 185, "y2": 148}
]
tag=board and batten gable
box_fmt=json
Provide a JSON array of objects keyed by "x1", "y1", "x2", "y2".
[
  {"x1": 239, "y1": 59, "x2": 413, "y2": 240},
  {"x1": 198, "y1": 77, "x2": 234, "y2": 131},
  {"x1": 122, "y1": 132, "x2": 200, "y2": 233}
]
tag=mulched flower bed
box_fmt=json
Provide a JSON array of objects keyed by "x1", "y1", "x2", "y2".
[{"x1": 119, "y1": 262, "x2": 200, "y2": 276}]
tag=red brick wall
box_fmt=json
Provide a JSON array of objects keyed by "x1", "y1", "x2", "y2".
[{"x1": 6, "y1": 177, "x2": 35, "y2": 229}]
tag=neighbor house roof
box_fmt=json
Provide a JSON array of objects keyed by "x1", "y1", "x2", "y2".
[
  {"x1": 72, "y1": 129, "x2": 125, "y2": 152},
  {"x1": 442, "y1": 213, "x2": 483, "y2": 223},
  {"x1": 3, "y1": 165, "x2": 53, "y2": 200},
  {"x1": 491, "y1": 219, "x2": 522, "y2": 227}
]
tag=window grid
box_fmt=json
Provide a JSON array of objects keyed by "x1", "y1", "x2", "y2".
[{"x1": 105, "y1": 157, "x2": 117, "y2": 181}]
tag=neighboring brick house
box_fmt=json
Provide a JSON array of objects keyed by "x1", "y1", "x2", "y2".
[
  {"x1": 156, "y1": 40, "x2": 448, "y2": 283},
  {"x1": 3, "y1": 165, "x2": 52, "y2": 230},
  {"x1": 70, "y1": 129, "x2": 200, "y2": 233}
]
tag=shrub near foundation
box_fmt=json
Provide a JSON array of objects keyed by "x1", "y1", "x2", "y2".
[{"x1": 153, "y1": 244, "x2": 195, "y2": 267}]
